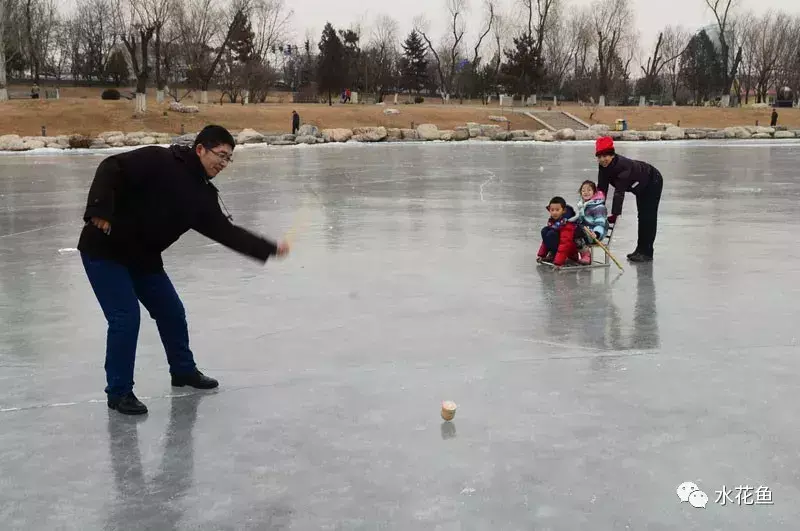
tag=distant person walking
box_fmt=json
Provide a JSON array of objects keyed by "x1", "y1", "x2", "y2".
[
  {"x1": 292, "y1": 110, "x2": 300, "y2": 135},
  {"x1": 595, "y1": 136, "x2": 664, "y2": 263},
  {"x1": 771, "y1": 109, "x2": 778, "y2": 127}
]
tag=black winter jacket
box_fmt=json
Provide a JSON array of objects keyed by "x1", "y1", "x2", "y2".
[
  {"x1": 77, "y1": 145, "x2": 278, "y2": 272},
  {"x1": 597, "y1": 154, "x2": 658, "y2": 216}
]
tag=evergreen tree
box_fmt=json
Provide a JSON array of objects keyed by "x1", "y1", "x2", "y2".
[
  {"x1": 680, "y1": 30, "x2": 722, "y2": 105},
  {"x1": 338, "y1": 29, "x2": 361, "y2": 90},
  {"x1": 400, "y1": 30, "x2": 428, "y2": 94},
  {"x1": 229, "y1": 11, "x2": 256, "y2": 64},
  {"x1": 500, "y1": 33, "x2": 544, "y2": 98},
  {"x1": 317, "y1": 22, "x2": 345, "y2": 105}
]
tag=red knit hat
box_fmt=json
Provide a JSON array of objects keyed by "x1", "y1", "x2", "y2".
[{"x1": 595, "y1": 136, "x2": 615, "y2": 156}]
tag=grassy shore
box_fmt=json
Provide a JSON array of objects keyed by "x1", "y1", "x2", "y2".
[{"x1": 1, "y1": 85, "x2": 799, "y2": 137}]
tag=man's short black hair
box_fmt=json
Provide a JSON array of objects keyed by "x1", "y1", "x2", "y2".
[
  {"x1": 194, "y1": 125, "x2": 236, "y2": 150},
  {"x1": 548, "y1": 196, "x2": 567, "y2": 209}
]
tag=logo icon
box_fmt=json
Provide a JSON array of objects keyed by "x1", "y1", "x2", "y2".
[{"x1": 677, "y1": 482, "x2": 707, "y2": 509}]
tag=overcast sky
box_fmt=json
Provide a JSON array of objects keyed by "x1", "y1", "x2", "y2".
[
  {"x1": 289, "y1": 0, "x2": 798, "y2": 51},
  {"x1": 60, "y1": 0, "x2": 798, "y2": 66}
]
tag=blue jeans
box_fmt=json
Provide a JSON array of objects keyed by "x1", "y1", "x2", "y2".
[{"x1": 81, "y1": 253, "x2": 197, "y2": 397}]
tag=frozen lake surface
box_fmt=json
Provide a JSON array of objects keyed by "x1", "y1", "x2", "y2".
[{"x1": 1, "y1": 140, "x2": 799, "y2": 529}]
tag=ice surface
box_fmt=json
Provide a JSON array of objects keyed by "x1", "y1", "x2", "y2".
[{"x1": 1, "y1": 141, "x2": 800, "y2": 529}]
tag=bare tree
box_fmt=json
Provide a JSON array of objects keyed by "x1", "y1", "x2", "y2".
[
  {"x1": 366, "y1": 14, "x2": 399, "y2": 102},
  {"x1": 703, "y1": 0, "x2": 742, "y2": 104},
  {"x1": 414, "y1": 0, "x2": 467, "y2": 101},
  {"x1": 544, "y1": 3, "x2": 582, "y2": 92},
  {"x1": 250, "y1": 0, "x2": 293, "y2": 62},
  {"x1": 23, "y1": 0, "x2": 59, "y2": 83},
  {"x1": 0, "y1": 0, "x2": 8, "y2": 101},
  {"x1": 751, "y1": 10, "x2": 792, "y2": 103},
  {"x1": 774, "y1": 15, "x2": 800, "y2": 104},
  {"x1": 175, "y1": 0, "x2": 228, "y2": 103},
  {"x1": 735, "y1": 12, "x2": 757, "y2": 104},
  {"x1": 640, "y1": 29, "x2": 689, "y2": 100},
  {"x1": 591, "y1": 0, "x2": 634, "y2": 102},
  {"x1": 661, "y1": 25, "x2": 690, "y2": 104}
]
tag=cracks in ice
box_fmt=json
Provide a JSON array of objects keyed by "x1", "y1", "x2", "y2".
[{"x1": 479, "y1": 170, "x2": 496, "y2": 202}]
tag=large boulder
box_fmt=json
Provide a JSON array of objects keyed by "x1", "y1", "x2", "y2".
[
  {"x1": 451, "y1": 129, "x2": 470, "y2": 141},
  {"x1": 169, "y1": 101, "x2": 199, "y2": 113},
  {"x1": 555, "y1": 128, "x2": 576, "y2": 140},
  {"x1": 751, "y1": 133, "x2": 772, "y2": 139},
  {"x1": 723, "y1": 126, "x2": 751, "y2": 139},
  {"x1": 589, "y1": 124, "x2": 611, "y2": 135},
  {"x1": 439, "y1": 130, "x2": 453, "y2": 141},
  {"x1": 416, "y1": 124, "x2": 440, "y2": 141},
  {"x1": 322, "y1": 128, "x2": 353, "y2": 143},
  {"x1": 643, "y1": 131, "x2": 664, "y2": 141},
  {"x1": 23, "y1": 139, "x2": 46, "y2": 150},
  {"x1": 663, "y1": 126, "x2": 686, "y2": 140},
  {"x1": 707, "y1": 131, "x2": 727, "y2": 140},
  {"x1": 401, "y1": 129, "x2": 419, "y2": 140},
  {"x1": 353, "y1": 126, "x2": 387, "y2": 142},
  {"x1": 621, "y1": 131, "x2": 645, "y2": 141},
  {"x1": 746, "y1": 126, "x2": 774, "y2": 135},
  {"x1": 575, "y1": 130, "x2": 599, "y2": 141},
  {"x1": 649, "y1": 122, "x2": 675, "y2": 131},
  {"x1": 510, "y1": 130, "x2": 528, "y2": 139},
  {"x1": 608, "y1": 131, "x2": 623, "y2": 140},
  {"x1": 98, "y1": 131, "x2": 125, "y2": 142},
  {"x1": 90, "y1": 139, "x2": 109, "y2": 149},
  {"x1": 387, "y1": 128, "x2": 402, "y2": 140},
  {"x1": 480, "y1": 124, "x2": 503, "y2": 137},
  {"x1": 468, "y1": 126, "x2": 482, "y2": 138},
  {"x1": 238, "y1": 128, "x2": 265, "y2": 144},
  {"x1": 270, "y1": 140, "x2": 296, "y2": 146},
  {"x1": 0, "y1": 135, "x2": 27, "y2": 151},
  {"x1": 296, "y1": 135, "x2": 318, "y2": 144},
  {"x1": 490, "y1": 130, "x2": 511, "y2": 141},
  {"x1": 173, "y1": 133, "x2": 196, "y2": 146},
  {"x1": 69, "y1": 134, "x2": 93, "y2": 149},
  {"x1": 774, "y1": 131, "x2": 796, "y2": 139},
  {"x1": 139, "y1": 136, "x2": 158, "y2": 145},
  {"x1": 297, "y1": 124, "x2": 319, "y2": 137},
  {"x1": 533, "y1": 130, "x2": 555, "y2": 142}
]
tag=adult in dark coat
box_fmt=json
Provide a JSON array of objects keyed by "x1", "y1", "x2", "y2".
[
  {"x1": 78, "y1": 124, "x2": 290, "y2": 415},
  {"x1": 595, "y1": 136, "x2": 664, "y2": 262},
  {"x1": 292, "y1": 110, "x2": 300, "y2": 134}
]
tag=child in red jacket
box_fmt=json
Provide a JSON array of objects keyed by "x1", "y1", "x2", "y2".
[{"x1": 537, "y1": 196, "x2": 579, "y2": 267}]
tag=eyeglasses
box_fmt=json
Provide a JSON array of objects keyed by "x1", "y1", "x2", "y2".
[{"x1": 208, "y1": 148, "x2": 233, "y2": 164}]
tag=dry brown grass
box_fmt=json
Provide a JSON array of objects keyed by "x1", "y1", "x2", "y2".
[
  {"x1": 0, "y1": 98, "x2": 537, "y2": 137},
  {"x1": 565, "y1": 104, "x2": 800, "y2": 129},
  {"x1": 3, "y1": 83, "x2": 799, "y2": 136}
]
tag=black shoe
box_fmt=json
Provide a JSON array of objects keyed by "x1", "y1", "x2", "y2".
[
  {"x1": 108, "y1": 392, "x2": 148, "y2": 415},
  {"x1": 171, "y1": 369, "x2": 219, "y2": 389},
  {"x1": 627, "y1": 250, "x2": 640, "y2": 259},
  {"x1": 628, "y1": 252, "x2": 653, "y2": 262}
]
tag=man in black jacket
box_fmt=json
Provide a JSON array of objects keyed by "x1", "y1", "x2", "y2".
[
  {"x1": 595, "y1": 136, "x2": 664, "y2": 262},
  {"x1": 78, "y1": 125, "x2": 290, "y2": 415}
]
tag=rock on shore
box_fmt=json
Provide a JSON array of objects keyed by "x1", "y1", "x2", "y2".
[{"x1": 0, "y1": 122, "x2": 797, "y2": 153}]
